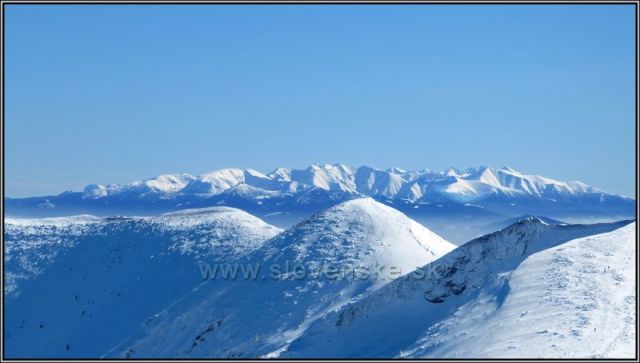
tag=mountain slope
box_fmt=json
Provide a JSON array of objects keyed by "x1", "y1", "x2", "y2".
[
  {"x1": 4, "y1": 208, "x2": 281, "y2": 358},
  {"x1": 283, "y1": 219, "x2": 635, "y2": 358},
  {"x1": 112, "y1": 198, "x2": 455, "y2": 358}
]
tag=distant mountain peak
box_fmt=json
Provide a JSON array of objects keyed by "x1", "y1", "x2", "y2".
[
  {"x1": 386, "y1": 166, "x2": 407, "y2": 174},
  {"x1": 517, "y1": 215, "x2": 548, "y2": 224},
  {"x1": 72, "y1": 164, "x2": 617, "y2": 201}
]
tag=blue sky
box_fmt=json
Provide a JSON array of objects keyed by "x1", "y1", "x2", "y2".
[{"x1": 5, "y1": 5, "x2": 636, "y2": 197}]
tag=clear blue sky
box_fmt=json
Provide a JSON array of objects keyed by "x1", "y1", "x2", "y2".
[{"x1": 5, "y1": 4, "x2": 636, "y2": 198}]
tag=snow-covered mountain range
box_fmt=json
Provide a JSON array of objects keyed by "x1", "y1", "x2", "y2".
[
  {"x1": 6, "y1": 164, "x2": 635, "y2": 244},
  {"x1": 4, "y1": 196, "x2": 635, "y2": 358},
  {"x1": 9, "y1": 164, "x2": 631, "y2": 205}
]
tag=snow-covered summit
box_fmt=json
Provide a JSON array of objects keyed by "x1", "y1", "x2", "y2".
[
  {"x1": 262, "y1": 198, "x2": 455, "y2": 281},
  {"x1": 155, "y1": 206, "x2": 276, "y2": 229},
  {"x1": 82, "y1": 173, "x2": 196, "y2": 198},
  {"x1": 114, "y1": 198, "x2": 455, "y2": 358}
]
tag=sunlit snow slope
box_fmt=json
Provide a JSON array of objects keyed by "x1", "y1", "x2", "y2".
[
  {"x1": 284, "y1": 219, "x2": 636, "y2": 358},
  {"x1": 113, "y1": 198, "x2": 455, "y2": 358}
]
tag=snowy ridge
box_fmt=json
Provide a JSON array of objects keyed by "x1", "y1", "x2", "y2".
[
  {"x1": 400, "y1": 222, "x2": 637, "y2": 358},
  {"x1": 4, "y1": 207, "x2": 281, "y2": 358},
  {"x1": 282, "y1": 218, "x2": 635, "y2": 358},
  {"x1": 149, "y1": 207, "x2": 282, "y2": 257},
  {"x1": 5, "y1": 207, "x2": 281, "y2": 296},
  {"x1": 113, "y1": 198, "x2": 455, "y2": 358},
  {"x1": 5, "y1": 215, "x2": 103, "y2": 227}
]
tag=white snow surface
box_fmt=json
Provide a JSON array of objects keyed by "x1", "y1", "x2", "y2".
[
  {"x1": 4, "y1": 207, "x2": 281, "y2": 358},
  {"x1": 76, "y1": 164, "x2": 623, "y2": 203},
  {"x1": 283, "y1": 219, "x2": 636, "y2": 359},
  {"x1": 113, "y1": 198, "x2": 455, "y2": 358},
  {"x1": 4, "y1": 207, "x2": 281, "y2": 296},
  {"x1": 4, "y1": 198, "x2": 635, "y2": 359},
  {"x1": 5, "y1": 215, "x2": 103, "y2": 226},
  {"x1": 401, "y1": 222, "x2": 637, "y2": 358}
]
